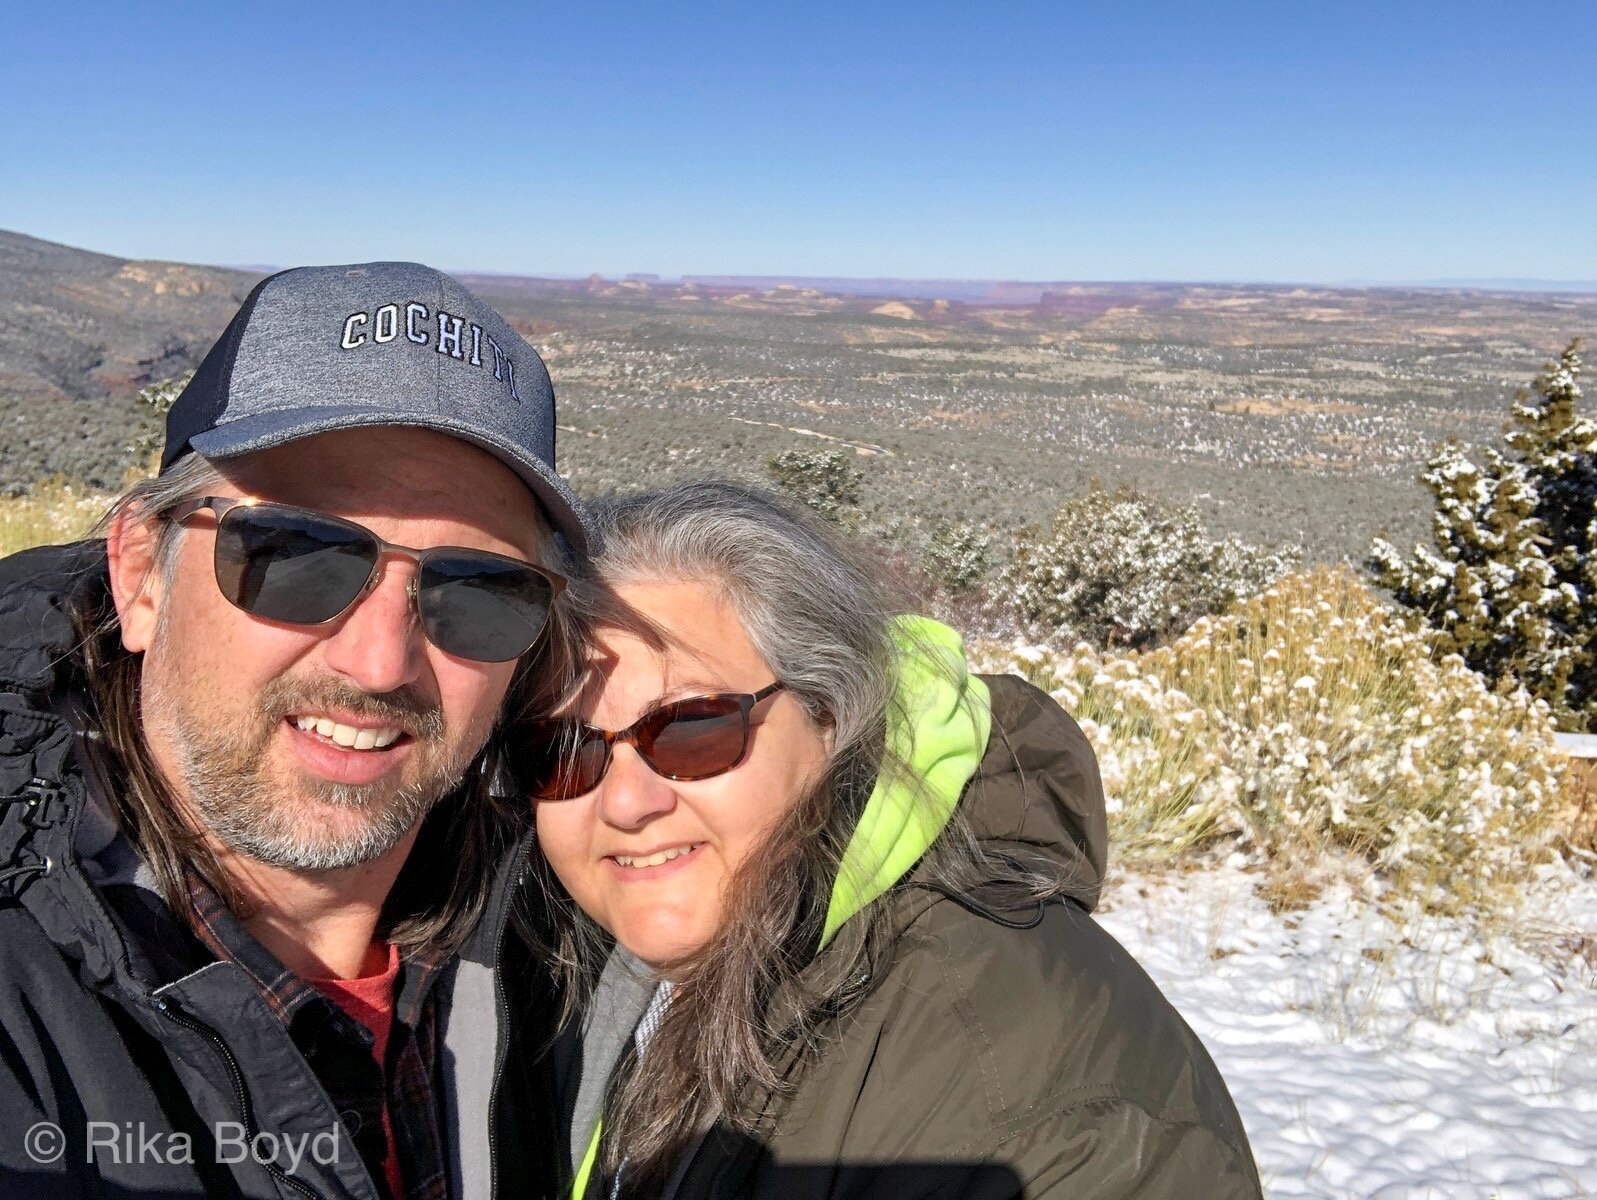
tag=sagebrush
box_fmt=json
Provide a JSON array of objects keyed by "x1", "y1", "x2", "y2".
[
  {"x1": 126, "y1": 371, "x2": 193, "y2": 464},
  {"x1": 765, "y1": 448, "x2": 864, "y2": 524},
  {"x1": 919, "y1": 520, "x2": 993, "y2": 594},
  {"x1": 975, "y1": 566, "x2": 1567, "y2": 913}
]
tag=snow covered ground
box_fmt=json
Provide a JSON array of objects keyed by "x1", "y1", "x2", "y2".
[{"x1": 1097, "y1": 860, "x2": 1597, "y2": 1199}]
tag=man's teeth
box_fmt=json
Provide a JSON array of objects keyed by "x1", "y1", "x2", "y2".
[
  {"x1": 612, "y1": 845, "x2": 700, "y2": 869},
  {"x1": 292, "y1": 715, "x2": 403, "y2": 750}
]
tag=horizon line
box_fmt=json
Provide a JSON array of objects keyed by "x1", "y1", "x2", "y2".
[
  {"x1": 8, "y1": 225, "x2": 1595, "y2": 298},
  {"x1": 224, "y1": 263, "x2": 1597, "y2": 298}
]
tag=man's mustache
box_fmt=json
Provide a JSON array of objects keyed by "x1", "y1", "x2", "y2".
[{"x1": 256, "y1": 676, "x2": 445, "y2": 741}]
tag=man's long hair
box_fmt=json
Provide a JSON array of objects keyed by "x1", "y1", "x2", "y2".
[{"x1": 72, "y1": 453, "x2": 566, "y2": 959}]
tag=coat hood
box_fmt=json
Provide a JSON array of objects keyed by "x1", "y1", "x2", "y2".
[
  {"x1": 953, "y1": 667, "x2": 1109, "y2": 909},
  {"x1": 820, "y1": 617, "x2": 1107, "y2": 948}
]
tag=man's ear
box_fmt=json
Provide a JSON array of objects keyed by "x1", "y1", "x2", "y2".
[{"x1": 106, "y1": 506, "x2": 165, "y2": 653}]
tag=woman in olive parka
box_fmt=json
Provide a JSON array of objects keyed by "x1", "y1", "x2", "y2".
[{"x1": 517, "y1": 481, "x2": 1261, "y2": 1200}]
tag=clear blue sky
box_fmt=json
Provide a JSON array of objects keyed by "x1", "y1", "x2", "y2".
[{"x1": 2, "y1": 1, "x2": 1593, "y2": 282}]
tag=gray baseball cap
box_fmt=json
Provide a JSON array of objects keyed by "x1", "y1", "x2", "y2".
[{"x1": 163, "y1": 261, "x2": 593, "y2": 551}]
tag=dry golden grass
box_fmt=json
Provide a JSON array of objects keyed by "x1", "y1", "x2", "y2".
[
  {"x1": 0, "y1": 477, "x2": 112, "y2": 558},
  {"x1": 1564, "y1": 758, "x2": 1597, "y2": 854}
]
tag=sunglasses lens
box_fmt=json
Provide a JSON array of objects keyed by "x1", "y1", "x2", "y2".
[
  {"x1": 527, "y1": 692, "x2": 769, "y2": 800},
  {"x1": 526, "y1": 724, "x2": 609, "y2": 800},
  {"x1": 643, "y1": 697, "x2": 749, "y2": 780},
  {"x1": 215, "y1": 506, "x2": 376, "y2": 624},
  {"x1": 417, "y1": 554, "x2": 556, "y2": 662}
]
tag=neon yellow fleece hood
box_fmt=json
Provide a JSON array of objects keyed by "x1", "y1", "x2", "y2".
[{"x1": 818, "y1": 615, "x2": 991, "y2": 948}]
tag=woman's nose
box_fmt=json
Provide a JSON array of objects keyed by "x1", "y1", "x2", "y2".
[{"x1": 595, "y1": 742, "x2": 678, "y2": 829}]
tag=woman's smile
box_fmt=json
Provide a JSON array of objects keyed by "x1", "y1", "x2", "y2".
[{"x1": 603, "y1": 840, "x2": 706, "y2": 876}]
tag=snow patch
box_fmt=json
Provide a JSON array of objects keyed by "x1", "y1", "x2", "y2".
[{"x1": 1098, "y1": 862, "x2": 1597, "y2": 1198}]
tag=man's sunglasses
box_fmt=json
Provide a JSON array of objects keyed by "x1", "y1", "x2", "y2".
[
  {"x1": 163, "y1": 496, "x2": 566, "y2": 663},
  {"x1": 525, "y1": 681, "x2": 786, "y2": 800}
]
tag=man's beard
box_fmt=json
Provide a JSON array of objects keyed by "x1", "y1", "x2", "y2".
[{"x1": 147, "y1": 669, "x2": 480, "y2": 873}]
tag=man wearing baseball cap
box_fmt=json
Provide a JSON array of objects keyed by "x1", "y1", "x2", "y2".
[{"x1": 0, "y1": 263, "x2": 577, "y2": 1198}]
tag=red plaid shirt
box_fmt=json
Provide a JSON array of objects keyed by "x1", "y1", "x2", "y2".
[{"x1": 187, "y1": 879, "x2": 451, "y2": 1200}]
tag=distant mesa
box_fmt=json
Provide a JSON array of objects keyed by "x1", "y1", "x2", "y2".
[
  {"x1": 762, "y1": 284, "x2": 826, "y2": 301},
  {"x1": 0, "y1": 229, "x2": 259, "y2": 402},
  {"x1": 0, "y1": 228, "x2": 262, "y2": 490},
  {"x1": 871, "y1": 301, "x2": 918, "y2": 320},
  {"x1": 1039, "y1": 291, "x2": 1133, "y2": 315}
]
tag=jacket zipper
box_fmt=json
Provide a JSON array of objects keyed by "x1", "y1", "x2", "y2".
[
  {"x1": 485, "y1": 871, "x2": 515, "y2": 1200},
  {"x1": 487, "y1": 957, "x2": 508, "y2": 1200},
  {"x1": 154, "y1": 996, "x2": 328, "y2": 1200}
]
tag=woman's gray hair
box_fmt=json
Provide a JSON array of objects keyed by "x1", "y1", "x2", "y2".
[{"x1": 570, "y1": 478, "x2": 898, "y2": 763}]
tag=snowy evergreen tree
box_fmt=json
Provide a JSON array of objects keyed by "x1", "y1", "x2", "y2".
[{"x1": 1369, "y1": 341, "x2": 1596, "y2": 732}]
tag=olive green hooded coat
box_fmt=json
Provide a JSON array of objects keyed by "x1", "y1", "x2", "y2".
[{"x1": 567, "y1": 622, "x2": 1261, "y2": 1199}]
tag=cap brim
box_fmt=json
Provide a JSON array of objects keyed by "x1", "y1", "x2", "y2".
[{"x1": 186, "y1": 406, "x2": 594, "y2": 553}]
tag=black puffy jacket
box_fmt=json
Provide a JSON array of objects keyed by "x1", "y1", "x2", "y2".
[{"x1": 0, "y1": 542, "x2": 554, "y2": 1200}]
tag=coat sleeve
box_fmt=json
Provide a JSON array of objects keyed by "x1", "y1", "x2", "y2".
[
  {"x1": 739, "y1": 1105, "x2": 1262, "y2": 1200},
  {"x1": 0, "y1": 913, "x2": 96, "y2": 1197},
  {"x1": 995, "y1": 1098, "x2": 1263, "y2": 1200},
  {"x1": 796, "y1": 900, "x2": 1265, "y2": 1200},
  {"x1": 0, "y1": 1095, "x2": 86, "y2": 1199}
]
